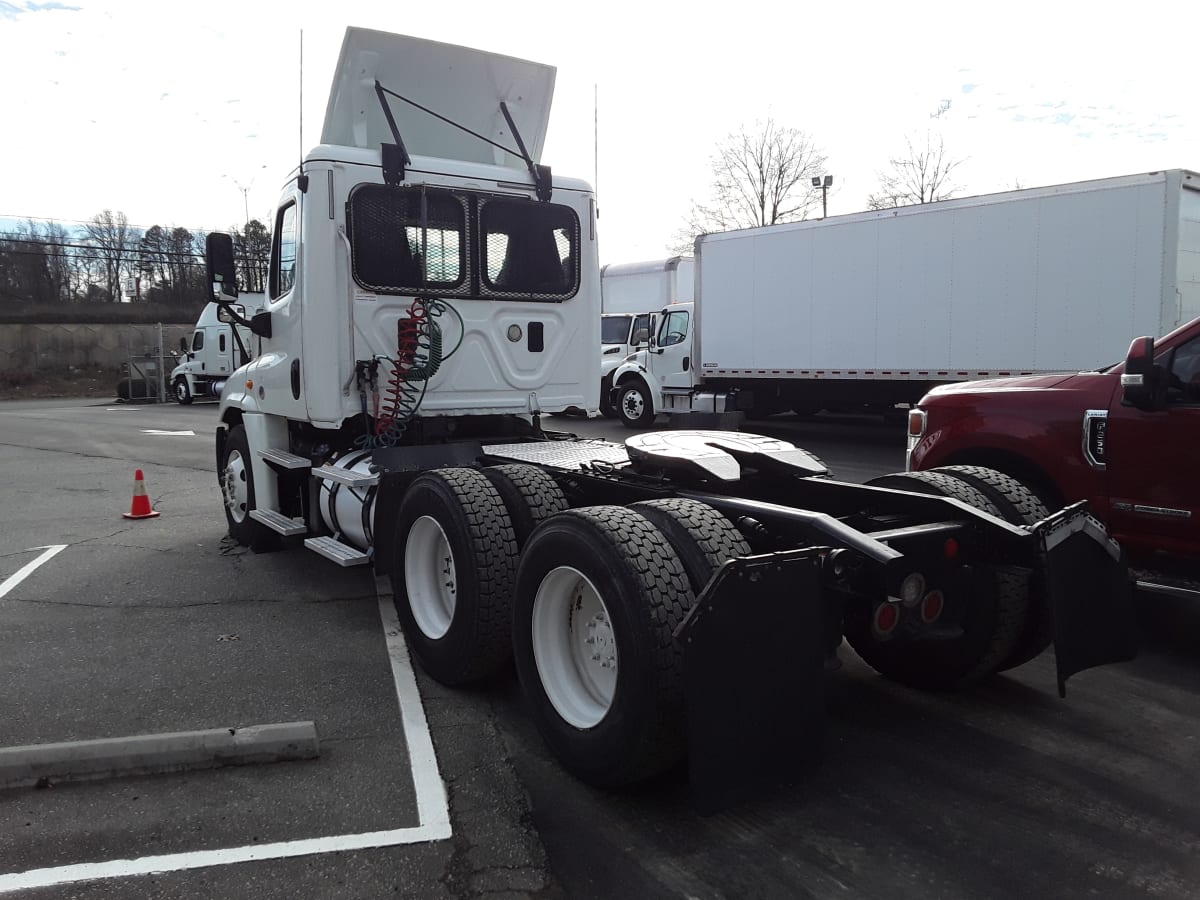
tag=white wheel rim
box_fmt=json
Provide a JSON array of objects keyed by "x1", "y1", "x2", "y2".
[
  {"x1": 621, "y1": 388, "x2": 644, "y2": 420},
  {"x1": 405, "y1": 515, "x2": 456, "y2": 640},
  {"x1": 531, "y1": 566, "x2": 617, "y2": 729},
  {"x1": 223, "y1": 449, "x2": 249, "y2": 523}
]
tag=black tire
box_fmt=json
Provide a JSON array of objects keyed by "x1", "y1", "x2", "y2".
[
  {"x1": 616, "y1": 378, "x2": 655, "y2": 429},
  {"x1": 630, "y1": 498, "x2": 750, "y2": 596},
  {"x1": 219, "y1": 425, "x2": 280, "y2": 552},
  {"x1": 482, "y1": 464, "x2": 568, "y2": 548},
  {"x1": 513, "y1": 506, "x2": 694, "y2": 786},
  {"x1": 173, "y1": 377, "x2": 193, "y2": 405},
  {"x1": 929, "y1": 465, "x2": 1053, "y2": 671},
  {"x1": 391, "y1": 468, "x2": 519, "y2": 685},
  {"x1": 844, "y1": 470, "x2": 1029, "y2": 689},
  {"x1": 598, "y1": 377, "x2": 615, "y2": 418}
]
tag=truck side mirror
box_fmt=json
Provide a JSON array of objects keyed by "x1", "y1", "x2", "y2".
[
  {"x1": 1121, "y1": 335, "x2": 1167, "y2": 411},
  {"x1": 205, "y1": 232, "x2": 239, "y2": 300},
  {"x1": 178, "y1": 337, "x2": 188, "y2": 353}
]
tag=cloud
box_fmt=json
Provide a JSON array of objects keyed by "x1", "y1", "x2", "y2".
[{"x1": 0, "y1": 1, "x2": 80, "y2": 17}]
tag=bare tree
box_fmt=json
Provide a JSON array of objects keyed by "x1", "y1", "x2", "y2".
[
  {"x1": 673, "y1": 119, "x2": 828, "y2": 253},
  {"x1": 866, "y1": 132, "x2": 964, "y2": 210},
  {"x1": 84, "y1": 209, "x2": 140, "y2": 302}
]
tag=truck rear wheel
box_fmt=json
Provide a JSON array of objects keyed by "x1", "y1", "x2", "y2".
[
  {"x1": 845, "y1": 470, "x2": 1029, "y2": 689},
  {"x1": 616, "y1": 378, "x2": 655, "y2": 429},
  {"x1": 630, "y1": 498, "x2": 750, "y2": 596},
  {"x1": 513, "y1": 506, "x2": 694, "y2": 786},
  {"x1": 929, "y1": 465, "x2": 1053, "y2": 671},
  {"x1": 173, "y1": 377, "x2": 193, "y2": 405},
  {"x1": 483, "y1": 464, "x2": 568, "y2": 548},
  {"x1": 392, "y1": 468, "x2": 519, "y2": 685},
  {"x1": 219, "y1": 424, "x2": 279, "y2": 552},
  {"x1": 598, "y1": 374, "x2": 615, "y2": 418}
]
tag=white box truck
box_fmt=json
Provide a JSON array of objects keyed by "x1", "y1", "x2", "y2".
[
  {"x1": 610, "y1": 169, "x2": 1200, "y2": 427},
  {"x1": 597, "y1": 257, "x2": 693, "y2": 415}
]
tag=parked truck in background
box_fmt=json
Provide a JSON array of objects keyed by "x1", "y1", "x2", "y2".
[
  {"x1": 611, "y1": 170, "x2": 1200, "y2": 428},
  {"x1": 909, "y1": 314, "x2": 1200, "y2": 597},
  {"x1": 596, "y1": 257, "x2": 693, "y2": 416},
  {"x1": 203, "y1": 27, "x2": 1136, "y2": 804},
  {"x1": 169, "y1": 293, "x2": 265, "y2": 404}
]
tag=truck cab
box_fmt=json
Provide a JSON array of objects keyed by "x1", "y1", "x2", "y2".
[
  {"x1": 908, "y1": 316, "x2": 1200, "y2": 588},
  {"x1": 610, "y1": 302, "x2": 702, "y2": 427},
  {"x1": 170, "y1": 297, "x2": 262, "y2": 404},
  {"x1": 598, "y1": 310, "x2": 654, "y2": 416}
]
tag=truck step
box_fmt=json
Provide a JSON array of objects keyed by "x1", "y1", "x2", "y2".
[
  {"x1": 249, "y1": 508, "x2": 308, "y2": 536},
  {"x1": 311, "y1": 465, "x2": 379, "y2": 488},
  {"x1": 1132, "y1": 569, "x2": 1200, "y2": 599},
  {"x1": 259, "y1": 448, "x2": 312, "y2": 470},
  {"x1": 304, "y1": 536, "x2": 371, "y2": 567}
]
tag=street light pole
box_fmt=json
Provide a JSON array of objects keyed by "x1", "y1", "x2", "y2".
[{"x1": 812, "y1": 174, "x2": 834, "y2": 219}]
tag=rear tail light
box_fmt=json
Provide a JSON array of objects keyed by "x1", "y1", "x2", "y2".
[
  {"x1": 920, "y1": 590, "x2": 945, "y2": 624},
  {"x1": 872, "y1": 601, "x2": 900, "y2": 638}
]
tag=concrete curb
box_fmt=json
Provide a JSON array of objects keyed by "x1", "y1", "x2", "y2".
[{"x1": 0, "y1": 721, "x2": 319, "y2": 789}]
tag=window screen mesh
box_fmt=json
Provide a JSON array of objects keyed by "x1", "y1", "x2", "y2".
[
  {"x1": 348, "y1": 185, "x2": 468, "y2": 294},
  {"x1": 480, "y1": 199, "x2": 579, "y2": 300}
]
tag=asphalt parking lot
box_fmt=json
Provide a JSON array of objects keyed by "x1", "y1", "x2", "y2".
[{"x1": 1, "y1": 399, "x2": 1199, "y2": 899}]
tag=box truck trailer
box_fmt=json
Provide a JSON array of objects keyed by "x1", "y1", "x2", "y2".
[{"x1": 611, "y1": 170, "x2": 1200, "y2": 427}]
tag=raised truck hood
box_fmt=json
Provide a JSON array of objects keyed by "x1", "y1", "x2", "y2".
[{"x1": 321, "y1": 27, "x2": 556, "y2": 169}]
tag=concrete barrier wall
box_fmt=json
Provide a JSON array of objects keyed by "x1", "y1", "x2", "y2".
[{"x1": 0, "y1": 323, "x2": 193, "y2": 373}]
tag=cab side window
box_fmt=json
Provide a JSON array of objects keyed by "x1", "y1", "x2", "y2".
[
  {"x1": 1167, "y1": 336, "x2": 1200, "y2": 404},
  {"x1": 658, "y1": 309, "x2": 689, "y2": 347},
  {"x1": 270, "y1": 203, "x2": 298, "y2": 299},
  {"x1": 191, "y1": 331, "x2": 204, "y2": 352}
]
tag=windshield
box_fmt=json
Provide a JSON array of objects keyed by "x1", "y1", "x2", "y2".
[{"x1": 601, "y1": 316, "x2": 632, "y2": 344}]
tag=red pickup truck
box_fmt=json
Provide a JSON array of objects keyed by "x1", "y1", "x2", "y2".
[{"x1": 907, "y1": 317, "x2": 1200, "y2": 595}]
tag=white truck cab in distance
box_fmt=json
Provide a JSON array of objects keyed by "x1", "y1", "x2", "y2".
[{"x1": 170, "y1": 295, "x2": 264, "y2": 403}]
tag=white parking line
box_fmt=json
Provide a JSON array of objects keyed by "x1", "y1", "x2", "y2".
[
  {"x1": 0, "y1": 588, "x2": 451, "y2": 894},
  {"x1": 0, "y1": 545, "x2": 67, "y2": 601}
]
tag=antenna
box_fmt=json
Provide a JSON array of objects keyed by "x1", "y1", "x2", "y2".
[
  {"x1": 593, "y1": 83, "x2": 599, "y2": 202},
  {"x1": 297, "y1": 29, "x2": 309, "y2": 192}
]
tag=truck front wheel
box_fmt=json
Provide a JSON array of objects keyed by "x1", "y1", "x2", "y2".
[
  {"x1": 513, "y1": 506, "x2": 693, "y2": 786},
  {"x1": 173, "y1": 377, "x2": 193, "y2": 405},
  {"x1": 616, "y1": 378, "x2": 655, "y2": 429},
  {"x1": 392, "y1": 468, "x2": 519, "y2": 685},
  {"x1": 219, "y1": 425, "x2": 278, "y2": 552}
]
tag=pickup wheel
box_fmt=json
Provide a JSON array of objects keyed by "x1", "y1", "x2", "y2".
[
  {"x1": 630, "y1": 498, "x2": 750, "y2": 596},
  {"x1": 483, "y1": 464, "x2": 568, "y2": 549},
  {"x1": 845, "y1": 471, "x2": 1029, "y2": 689},
  {"x1": 930, "y1": 465, "x2": 1054, "y2": 671},
  {"x1": 173, "y1": 377, "x2": 193, "y2": 405},
  {"x1": 616, "y1": 378, "x2": 655, "y2": 429},
  {"x1": 219, "y1": 425, "x2": 279, "y2": 552},
  {"x1": 392, "y1": 468, "x2": 519, "y2": 685},
  {"x1": 512, "y1": 506, "x2": 694, "y2": 786}
]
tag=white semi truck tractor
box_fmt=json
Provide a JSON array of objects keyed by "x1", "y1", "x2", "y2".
[{"x1": 206, "y1": 27, "x2": 1136, "y2": 807}]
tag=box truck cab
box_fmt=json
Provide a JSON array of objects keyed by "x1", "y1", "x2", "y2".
[
  {"x1": 170, "y1": 294, "x2": 264, "y2": 403},
  {"x1": 611, "y1": 301, "x2": 701, "y2": 427}
]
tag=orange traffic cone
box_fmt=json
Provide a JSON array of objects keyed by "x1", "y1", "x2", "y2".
[{"x1": 122, "y1": 469, "x2": 161, "y2": 520}]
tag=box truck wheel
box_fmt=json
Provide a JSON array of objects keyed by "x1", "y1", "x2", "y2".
[
  {"x1": 616, "y1": 378, "x2": 655, "y2": 429},
  {"x1": 173, "y1": 377, "x2": 193, "y2": 405},
  {"x1": 392, "y1": 468, "x2": 519, "y2": 685},
  {"x1": 219, "y1": 425, "x2": 279, "y2": 553},
  {"x1": 930, "y1": 465, "x2": 1053, "y2": 671},
  {"x1": 844, "y1": 471, "x2": 1030, "y2": 688},
  {"x1": 630, "y1": 498, "x2": 750, "y2": 595},
  {"x1": 598, "y1": 374, "x2": 615, "y2": 418},
  {"x1": 512, "y1": 506, "x2": 693, "y2": 786},
  {"x1": 483, "y1": 464, "x2": 568, "y2": 548}
]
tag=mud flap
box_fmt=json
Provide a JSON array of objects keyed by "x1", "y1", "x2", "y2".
[
  {"x1": 1036, "y1": 504, "x2": 1137, "y2": 697},
  {"x1": 676, "y1": 549, "x2": 826, "y2": 814}
]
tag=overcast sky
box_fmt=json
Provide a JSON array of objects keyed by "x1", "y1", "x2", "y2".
[{"x1": 0, "y1": 0, "x2": 1194, "y2": 265}]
